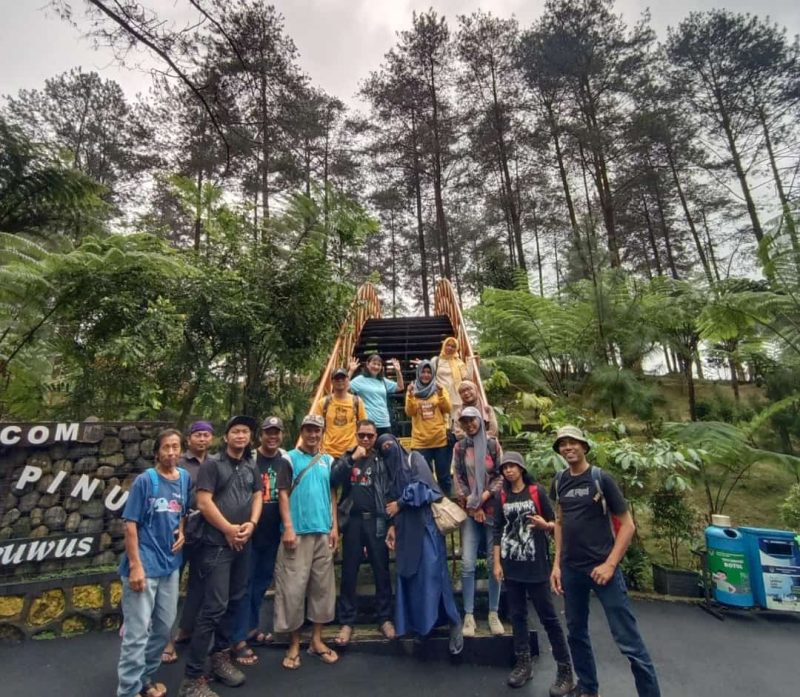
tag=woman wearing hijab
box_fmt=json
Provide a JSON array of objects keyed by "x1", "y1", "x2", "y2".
[
  {"x1": 431, "y1": 337, "x2": 472, "y2": 424},
  {"x1": 381, "y1": 434, "x2": 463, "y2": 656},
  {"x1": 453, "y1": 379, "x2": 499, "y2": 439},
  {"x1": 405, "y1": 360, "x2": 452, "y2": 495},
  {"x1": 349, "y1": 354, "x2": 404, "y2": 436},
  {"x1": 452, "y1": 406, "x2": 504, "y2": 637}
]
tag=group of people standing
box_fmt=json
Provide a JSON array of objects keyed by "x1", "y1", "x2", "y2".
[{"x1": 115, "y1": 335, "x2": 661, "y2": 697}]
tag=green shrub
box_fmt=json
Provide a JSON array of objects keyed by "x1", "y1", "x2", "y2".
[{"x1": 779, "y1": 484, "x2": 800, "y2": 530}]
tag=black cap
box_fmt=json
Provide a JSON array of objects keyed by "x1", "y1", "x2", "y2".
[
  {"x1": 260, "y1": 416, "x2": 284, "y2": 432},
  {"x1": 224, "y1": 415, "x2": 258, "y2": 434},
  {"x1": 331, "y1": 368, "x2": 349, "y2": 379}
]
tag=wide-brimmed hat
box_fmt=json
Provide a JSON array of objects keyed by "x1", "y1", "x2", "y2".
[{"x1": 552, "y1": 425, "x2": 591, "y2": 452}]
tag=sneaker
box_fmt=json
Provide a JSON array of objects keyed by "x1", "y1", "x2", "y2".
[
  {"x1": 507, "y1": 652, "x2": 533, "y2": 688},
  {"x1": 549, "y1": 662, "x2": 576, "y2": 697},
  {"x1": 449, "y1": 622, "x2": 464, "y2": 655},
  {"x1": 210, "y1": 651, "x2": 245, "y2": 687},
  {"x1": 462, "y1": 613, "x2": 476, "y2": 637},
  {"x1": 177, "y1": 676, "x2": 219, "y2": 697},
  {"x1": 488, "y1": 611, "x2": 505, "y2": 636}
]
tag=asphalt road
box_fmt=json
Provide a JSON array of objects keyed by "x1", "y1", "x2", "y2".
[{"x1": 1, "y1": 597, "x2": 798, "y2": 697}]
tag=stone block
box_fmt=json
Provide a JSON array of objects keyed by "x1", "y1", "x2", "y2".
[
  {"x1": 4, "y1": 493, "x2": 17, "y2": 510},
  {"x1": 52, "y1": 459, "x2": 73, "y2": 476},
  {"x1": 65, "y1": 512, "x2": 81, "y2": 532},
  {"x1": 37, "y1": 494, "x2": 60, "y2": 508},
  {"x1": 109, "y1": 581, "x2": 122, "y2": 608},
  {"x1": 123, "y1": 442, "x2": 141, "y2": 460},
  {"x1": 119, "y1": 425, "x2": 141, "y2": 443},
  {"x1": 67, "y1": 445, "x2": 98, "y2": 459},
  {"x1": 36, "y1": 474, "x2": 54, "y2": 494},
  {"x1": 99, "y1": 454, "x2": 124, "y2": 468},
  {"x1": 0, "y1": 624, "x2": 25, "y2": 644},
  {"x1": 0, "y1": 596, "x2": 24, "y2": 618},
  {"x1": 79, "y1": 500, "x2": 105, "y2": 519},
  {"x1": 92, "y1": 550, "x2": 116, "y2": 566},
  {"x1": 99, "y1": 437, "x2": 121, "y2": 455},
  {"x1": 80, "y1": 423, "x2": 104, "y2": 443},
  {"x1": 18, "y1": 491, "x2": 39, "y2": 513},
  {"x1": 27, "y1": 590, "x2": 65, "y2": 626},
  {"x1": 62, "y1": 614, "x2": 94, "y2": 635},
  {"x1": 78, "y1": 518, "x2": 103, "y2": 534},
  {"x1": 31, "y1": 525, "x2": 49, "y2": 538},
  {"x1": 96, "y1": 466, "x2": 116, "y2": 479},
  {"x1": 50, "y1": 444, "x2": 68, "y2": 460},
  {"x1": 99, "y1": 532, "x2": 112, "y2": 550},
  {"x1": 44, "y1": 506, "x2": 67, "y2": 530},
  {"x1": 30, "y1": 508, "x2": 44, "y2": 527},
  {"x1": 139, "y1": 440, "x2": 155, "y2": 456},
  {"x1": 72, "y1": 585, "x2": 104, "y2": 610},
  {"x1": 0, "y1": 508, "x2": 20, "y2": 528},
  {"x1": 74, "y1": 457, "x2": 98, "y2": 474},
  {"x1": 11, "y1": 518, "x2": 31, "y2": 537},
  {"x1": 26, "y1": 452, "x2": 51, "y2": 472},
  {"x1": 0, "y1": 527, "x2": 12, "y2": 541},
  {"x1": 108, "y1": 518, "x2": 126, "y2": 538},
  {"x1": 102, "y1": 613, "x2": 122, "y2": 631},
  {"x1": 64, "y1": 497, "x2": 81, "y2": 512}
]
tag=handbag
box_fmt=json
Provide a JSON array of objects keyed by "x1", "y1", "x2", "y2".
[{"x1": 431, "y1": 496, "x2": 467, "y2": 535}]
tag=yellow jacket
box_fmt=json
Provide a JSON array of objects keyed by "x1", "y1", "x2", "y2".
[{"x1": 405, "y1": 388, "x2": 451, "y2": 449}]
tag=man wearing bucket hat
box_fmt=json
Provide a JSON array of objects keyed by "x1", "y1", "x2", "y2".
[
  {"x1": 179, "y1": 415, "x2": 261, "y2": 697},
  {"x1": 492, "y1": 451, "x2": 574, "y2": 694},
  {"x1": 549, "y1": 426, "x2": 661, "y2": 697},
  {"x1": 273, "y1": 413, "x2": 339, "y2": 670}
]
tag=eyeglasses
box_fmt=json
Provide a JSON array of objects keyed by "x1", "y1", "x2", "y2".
[{"x1": 357, "y1": 432, "x2": 376, "y2": 439}]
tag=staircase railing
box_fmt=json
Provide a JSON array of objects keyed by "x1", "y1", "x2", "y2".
[
  {"x1": 433, "y1": 278, "x2": 490, "y2": 413},
  {"x1": 306, "y1": 282, "x2": 382, "y2": 418}
]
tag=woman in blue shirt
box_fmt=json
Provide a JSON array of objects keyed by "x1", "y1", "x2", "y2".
[{"x1": 348, "y1": 354, "x2": 405, "y2": 435}]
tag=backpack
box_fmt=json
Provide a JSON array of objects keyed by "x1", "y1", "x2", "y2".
[
  {"x1": 500, "y1": 483, "x2": 543, "y2": 515},
  {"x1": 144, "y1": 467, "x2": 190, "y2": 525},
  {"x1": 323, "y1": 394, "x2": 361, "y2": 423},
  {"x1": 554, "y1": 465, "x2": 622, "y2": 537}
]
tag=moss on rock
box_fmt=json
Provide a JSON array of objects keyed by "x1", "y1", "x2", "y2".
[
  {"x1": 27, "y1": 590, "x2": 65, "y2": 626},
  {"x1": 72, "y1": 584, "x2": 104, "y2": 610},
  {"x1": 0, "y1": 595, "x2": 24, "y2": 618}
]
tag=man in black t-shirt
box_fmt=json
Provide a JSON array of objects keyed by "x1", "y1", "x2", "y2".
[
  {"x1": 330, "y1": 418, "x2": 394, "y2": 646},
  {"x1": 231, "y1": 416, "x2": 289, "y2": 655},
  {"x1": 492, "y1": 452, "x2": 573, "y2": 694},
  {"x1": 179, "y1": 416, "x2": 262, "y2": 697},
  {"x1": 549, "y1": 426, "x2": 660, "y2": 697}
]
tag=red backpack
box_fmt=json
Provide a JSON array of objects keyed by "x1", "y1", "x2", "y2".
[{"x1": 500, "y1": 483, "x2": 543, "y2": 515}]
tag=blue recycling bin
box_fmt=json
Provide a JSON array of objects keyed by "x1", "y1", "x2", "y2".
[
  {"x1": 705, "y1": 525, "x2": 754, "y2": 607},
  {"x1": 738, "y1": 527, "x2": 800, "y2": 613}
]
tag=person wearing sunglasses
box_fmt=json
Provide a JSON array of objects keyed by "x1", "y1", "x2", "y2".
[{"x1": 330, "y1": 419, "x2": 394, "y2": 646}]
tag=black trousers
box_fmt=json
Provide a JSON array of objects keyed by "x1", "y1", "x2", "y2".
[
  {"x1": 184, "y1": 543, "x2": 251, "y2": 678},
  {"x1": 178, "y1": 542, "x2": 203, "y2": 634},
  {"x1": 505, "y1": 578, "x2": 570, "y2": 664},
  {"x1": 337, "y1": 514, "x2": 393, "y2": 626}
]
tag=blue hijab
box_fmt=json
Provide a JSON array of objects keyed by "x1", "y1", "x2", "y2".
[{"x1": 413, "y1": 359, "x2": 438, "y2": 400}]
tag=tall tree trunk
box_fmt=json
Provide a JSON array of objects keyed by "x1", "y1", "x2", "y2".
[
  {"x1": 701, "y1": 209, "x2": 722, "y2": 281},
  {"x1": 259, "y1": 76, "x2": 271, "y2": 226},
  {"x1": 427, "y1": 60, "x2": 452, "y2": 279},
  {"x1": 412, "y1": 113, "x2": 430, "y2": 316},
  {"x1": 642, "y1": 196, "x2": 664, "y2": 276},
  {"x1": 682, "y1": 353, "x2": 698, "y2": 421},
  {"x1": 532, "y1": 199, "x2": 544, "y2": 296},
  {"x1": 193, "y1": 168, "x2": 203, "y2": 252},
  {"x1": 650, "y1": 171, "x2": 680, "y2": 279}
]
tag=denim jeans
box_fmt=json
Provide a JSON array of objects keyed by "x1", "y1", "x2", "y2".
[
  {"x1": 116, "y1": 570, "x2": 179, "y2": 697},
  {"x1": 460, "y1": 515, "x2": 500, "y2": 614},
  {"x1": 184, "y1": 543, "x2": 251, "y2": 679},
  {"x1": 233, "y1": 536, "x2": 280, "y2": 642},
  {"x1": 561, "y1": 564, "x2": 661, "y2": 697},
  {"x1": 416, "y1": 446, "x2": 452, "y2": 496}
]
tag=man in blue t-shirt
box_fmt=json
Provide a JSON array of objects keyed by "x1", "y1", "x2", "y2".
[
  {"x1": 273, "y1": 413, "x2": 339, "y2": 669},
  {"x1": 116, "y1": 429, "x2": 187, "y2": 697}
]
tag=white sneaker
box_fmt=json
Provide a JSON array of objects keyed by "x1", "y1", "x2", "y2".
[
  {"x1": 462, "y1": 613, "x2": 476, "y2": 637},
  {"x1": 488, "y1": 611, "x2": 505, "y2": 636}
]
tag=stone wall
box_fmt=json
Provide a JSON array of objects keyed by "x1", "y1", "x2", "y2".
[{"x1": 1, "y1": 421, "x2": 170, "y2": 580}]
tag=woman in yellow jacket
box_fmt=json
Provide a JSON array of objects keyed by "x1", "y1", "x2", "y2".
[{"x1": 405, "y1": 359, "x2": 453, "y2": 495}]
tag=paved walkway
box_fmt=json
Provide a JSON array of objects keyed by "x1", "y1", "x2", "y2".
[{"x1": 1, "y1": 597, "x2": 798, "y2": 696}]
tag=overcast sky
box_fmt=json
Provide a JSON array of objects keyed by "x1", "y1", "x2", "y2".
[{"x1": 1, "y1": 0, "x2": 798, "y2": 108}]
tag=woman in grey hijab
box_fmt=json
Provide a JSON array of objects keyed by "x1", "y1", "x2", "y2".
[{"x1": 452, "y1": 406, "x2": 504, "y2": 637}]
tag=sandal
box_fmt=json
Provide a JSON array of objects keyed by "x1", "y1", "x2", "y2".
[
  {"x1": 140, "y1": 680, "x2": 167, "y2": 697},
  {"x1": 160, "y1": 648, "x2": 178, "y2": 664},
  {"x1": 334, "y1": 625, "x2": 353, "y2": 647},
  {"x1": 282, "y1": 651, "x2": 301, "y2": 670},
  {"x1": 307, "y1": 645, "x2": 339, "y2": 664},
  {"x1": 246, "y1": 630, "x2": 273, "y2": 646},
  {"x1": 231, "y1": 642, "x2": 259, "y2": 666},
  {"x1": 380, "y1": 621, "x2": 396, "y2": 640}
]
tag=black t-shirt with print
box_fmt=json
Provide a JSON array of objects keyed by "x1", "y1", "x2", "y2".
[
  {"x1": 331, "y1": 449, "x2": 380, "y2": 514},
  {"x1": 493, "y1": 484, "x2": 555, "y2": 583},
  {"x1": 196, "y1": 451, "x2": 261, "y2": 547},
  {"x1": 253, "y1": 451, "x2": 290, "y2": 548},
  {"x1": 550, "y1": 466, "x2": 627, "y2": 572}
]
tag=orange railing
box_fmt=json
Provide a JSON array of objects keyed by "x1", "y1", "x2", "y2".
[
  {"x1": 433, "y1": 278, "x2": 490, "y2": 413},
  {"x1": 306, "y1": 282, "x2": 382, "y2": 418}
]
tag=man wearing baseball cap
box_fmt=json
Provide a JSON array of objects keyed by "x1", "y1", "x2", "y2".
[
  {"x1": 231, "y1": 416, "x2": 290, "y2": 660},
  {"x1": 164, "y1": 421, "x2": 216, "y2": 663},
  {"x1": 312, "y1": 368, "x2": 367, "y2": 458},
  {"x1": 179, "y1": 415, "x2": 261, "y2": 697},
  {"x1": 549, "y1": 426, "x2": 661, "y2": 697},
  {"x1": 273, "y1": 414, "x2": 339, "y2": 669}
]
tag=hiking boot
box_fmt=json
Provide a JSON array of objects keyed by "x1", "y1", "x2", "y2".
[
  {"x1": 177, "y1": 676, "x2": 219, "y2": 697},
  {"x1": 462, "y1": 613, "x2": 476, "y2": 637},
  {"x1": 507, "y1": 652, "x2": 533, "y2": 688},
  {"x1": 549, "y1": 662, "x2": 576, "y2": 697},
  {"x1": 449, "y1": 621, "x2": 464, "y2": 655},
  {"x1": 210, "y1": 651, "x2": 245, "y2": 687},
  {"x1": 488, "y1": 611, "x2": 505, "y2": 636}
]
